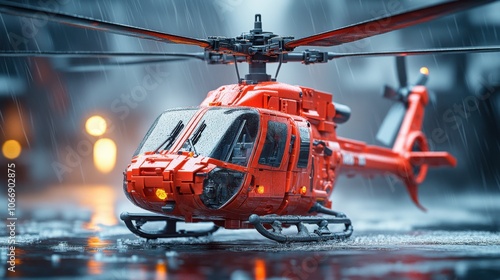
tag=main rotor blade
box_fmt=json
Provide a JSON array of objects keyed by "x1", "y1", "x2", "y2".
[
  {"x1": 328, "y1": 46, "x2": 500, "y2": 59},
  {"x1": 60, "y1": 60, "x2": 188, "y2": 72},
  {"x1": 286, "y1": 0, "x2": 496, "y2": 48},
  {"x1": 0, "y1": 50, "x2": 206, "y2": 72},
  {"x1": 0, "y1": 50, "x2": 206, "y2": 60},
  {"x1": 0, "y1": 1, "x2": 210, "y2": 48}
]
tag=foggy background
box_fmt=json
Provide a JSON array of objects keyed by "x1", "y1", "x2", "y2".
[{"x1": 0, "y1": 0, "x2": 499, "y2": 219}]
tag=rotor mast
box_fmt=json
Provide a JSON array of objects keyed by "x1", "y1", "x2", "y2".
[
  {"x1": 246, "y1": 62, "x2": 270, "y2": 83},
  {"x1": 244, "y1": 14, "x2": 272, "y2": 83}
]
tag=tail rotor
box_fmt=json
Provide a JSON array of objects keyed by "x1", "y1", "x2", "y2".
[{"x1": 376, "y1": 57, "x2": 430, "y2": 146}]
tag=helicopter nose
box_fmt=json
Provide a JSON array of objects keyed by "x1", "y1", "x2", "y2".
[{"x1": 124, "y1": 153, "x2": 214, "y2": 214}]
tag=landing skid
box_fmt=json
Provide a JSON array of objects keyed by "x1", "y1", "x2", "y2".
[
  {"x1": 120, "y1": 212, "x2": 220, "y2": 240},
  {"x1": 248, "y1": 203, "x2": 353, "y2": 243}
]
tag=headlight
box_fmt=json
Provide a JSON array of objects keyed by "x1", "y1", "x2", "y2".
[{"x1": 200, "y1": 168, "x2": 245, "y2": 209}]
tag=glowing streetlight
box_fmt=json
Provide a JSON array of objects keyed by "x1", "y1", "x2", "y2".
[
  {"x1": 93, "y1": 138, "x2": 117, "y2": 173},
  {"x1": 2, "y1": 140, "x2": 21, "y2": 159},
  {"x1": 85, "y1": 115, "x2": 107, "y2": 136}
]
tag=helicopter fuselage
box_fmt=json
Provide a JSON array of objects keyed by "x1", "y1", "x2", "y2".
[{"x1": 123, "y1": 81, "x2": 456, "y2": 229}]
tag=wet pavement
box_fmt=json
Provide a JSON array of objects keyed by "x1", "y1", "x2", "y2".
[{"x1": 1, "y1": 185, "x2": 500, "y2": 279}]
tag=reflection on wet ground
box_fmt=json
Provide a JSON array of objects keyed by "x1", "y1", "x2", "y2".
[
  {"x1": 3, "y1": 229, "x2": 500, "y2": 279},
  {"x1": 1, "y1": 185, "x2": 500, "y2": 279}
]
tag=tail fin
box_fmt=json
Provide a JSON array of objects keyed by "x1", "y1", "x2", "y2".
[
  {"x1": 400, "y1": 151, "x2": 457, "y2": 211},
  {"x1": 377, "y1": 62, "x2": 456, "y2": 210},
  {"x1": 393, "y1": 85, "x2": 455, "y2": 211}
]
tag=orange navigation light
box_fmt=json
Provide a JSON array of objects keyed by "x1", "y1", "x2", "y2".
[
  {"x1": 256, "y1": 185, "x2": 265, "y2": 194},
  {"x1": 155, "y1": 189, "x2": 168, "y2": 200},
  {"x1": 300, "y1": 186, "x2": 307, "y2": 195},
  {"x1": 420, "y1": 67, "x2": 429, "y2": 75}
]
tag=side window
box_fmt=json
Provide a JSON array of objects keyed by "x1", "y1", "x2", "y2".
[
  {"x1": 258, "y1": 121, "x2": 287, "y2": 167},
  {"x1": 227, "y1": 121, "x2": 257, "y2": 166},
  {"x1": 297, "y1": 126, "x2": 310, "y2": 168},
  {"x1": 223, "y1": 114, "x2": 259, "y2": 166}
]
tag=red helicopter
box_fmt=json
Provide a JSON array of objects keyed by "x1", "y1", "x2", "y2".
[{"x1": 1, "y1": 0, "x2": 499, "y2": 242}]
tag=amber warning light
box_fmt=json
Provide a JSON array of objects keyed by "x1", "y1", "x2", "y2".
[
  {"x1": 156, "y1": 189, "x2": 168, "y2": 200},
  {"x1": 256, "y1": 185, "x2": 265, "y2": 194}
]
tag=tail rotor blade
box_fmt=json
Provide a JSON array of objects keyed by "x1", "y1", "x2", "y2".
[
  {"x1": 396, "y1": 56, "x2": 407, "y2": 87},
  {"x1": 376, "y1": 102, "x2": 406, "y2": 146},
  {"x1": 383, "y1": 85, "x2": 399, "y2": 101},
  {"x1": 429, "y1": 90, "x2": 437, "y2": 106}
]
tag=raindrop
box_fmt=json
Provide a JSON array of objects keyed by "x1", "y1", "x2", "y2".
[{"x1": 51, "y1": 254, "x2": 61, "y2": 266}]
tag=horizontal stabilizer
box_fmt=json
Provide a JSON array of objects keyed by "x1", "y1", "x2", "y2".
[{"x1": 409, "y1": 152, "x2": 457, "y2": 167}]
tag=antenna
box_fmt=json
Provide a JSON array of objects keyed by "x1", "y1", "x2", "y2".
[
  {"x1": 275, "y1": 54, "x2": 283, "y2": 80},
  {"x1": 234, "y1": 56, "x2": 241, "y2": 83},
  {"x1": 253, "y1": 14, "x2": 262, "y2": 33}
]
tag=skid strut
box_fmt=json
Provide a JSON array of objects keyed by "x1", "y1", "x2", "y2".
[
  {"x1": 120, "y1": 212, "x2": 219, "y2": 240},
  {"x1": 248, "y1": 203, "x2": 353, "y2": 243}
]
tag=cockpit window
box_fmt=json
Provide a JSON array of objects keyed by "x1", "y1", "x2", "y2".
[
  {"x1": 258, "y1": 121, "x2": 288, "y2": 167},
  {"x1": 179, "y1": 108, "x2": 259, "y2": 166},
  {"x1": 133, "y1": 108, "x2": 197, "y2": 156}
]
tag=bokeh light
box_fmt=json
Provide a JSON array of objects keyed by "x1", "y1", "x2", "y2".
[
  {"x1": 93, "y1": 138, "x2": 117, "y2": 173},
  {"x1": 2, "y1": 139, "x2": 22, "y2": 159},
  {"x1": 85, "y1": 115, "x2": 107, "y2": 136}
]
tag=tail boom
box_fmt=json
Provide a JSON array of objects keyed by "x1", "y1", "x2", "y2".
[{"x1": 333, "y1": 86, "x2": 456, "y2": 210}]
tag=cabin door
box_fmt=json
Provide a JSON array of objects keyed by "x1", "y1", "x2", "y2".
[{"x1": 247, "y1": 115, "x2": 291, "y2": 215}]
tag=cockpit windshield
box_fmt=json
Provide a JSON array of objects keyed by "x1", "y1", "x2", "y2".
[
  {"x1": 179, "y1": 108, "x2": 259, "y2": 166},
  {"x1": 133, "y1": 108, "x2": 197, "y2": 156}
]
